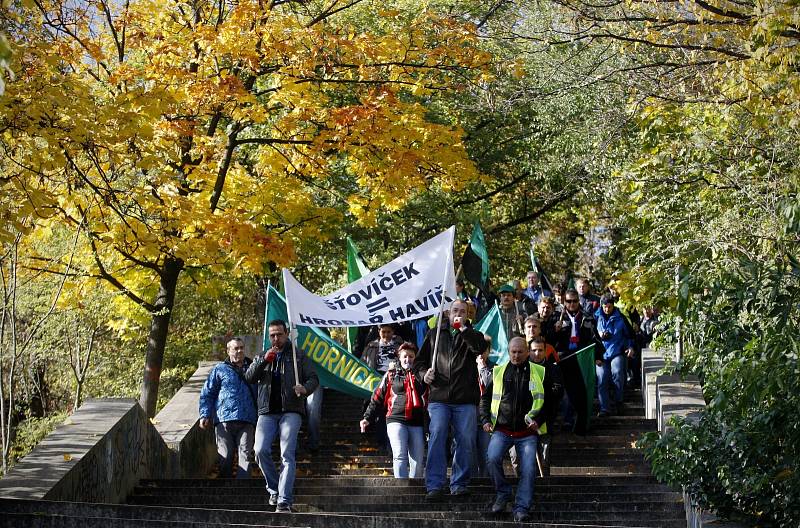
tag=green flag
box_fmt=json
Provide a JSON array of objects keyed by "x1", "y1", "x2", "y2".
[
  {"x1": 461, "y1": 221, "x2": 490, "y2": 294},
  {"x1": 346, "y1": 237, "x2": 370, "y2": 354},
  {"x1": 559, "y1": 343, "x2": 596, "y2": 435},
  {"x1": 529, "y1": 244, "x2": 553, "y2": 294},
  {"x1": 473, "y1": 302, "x2": 509, "y2": 366},
  {"x1": 264, "y1": 284, "x2": 381, "y2": 399}
]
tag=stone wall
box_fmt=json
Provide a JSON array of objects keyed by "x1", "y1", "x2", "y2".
[
  {"x1": 0, "y1": 360, "x2": 219, "y2": 501},
  {"x1": 0, "y1": 399, "x2": 177, "y2": 503},
  {"x1": 153, "y1": 361, "x2": 217, "y2": 478}
]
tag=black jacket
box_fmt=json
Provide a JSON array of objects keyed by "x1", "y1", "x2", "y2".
[
  {"x1": 362, "y1": 335, "x2": 404, "y2": 373},
  {"x1": 245, "y1": 342, "x2": 319, "y2": 416},
  {"x1": 364, "y1": 367, "x2": 428, "y2": 426},
  {"x1": 553, "y1": 310, "x2": 604, "y2": 361},
  {"x1": 479, "y1": 360, "x2": 552, "y2": 432},
  {"x1": 532, "y1": 360, "x2": 563, "y2": 429},
  {"x1": 416, "y1": 324, "x2": 488, "y2": 405}
]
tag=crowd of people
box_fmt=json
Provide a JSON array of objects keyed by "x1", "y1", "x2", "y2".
[{"x1": 198, "y1": 273, "x2": 659, "y2": 521}]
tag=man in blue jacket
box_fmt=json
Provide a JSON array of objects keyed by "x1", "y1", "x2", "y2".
[
  {"x1": 199, "y1": 337, "x2": 258, "y2": 478},
  {"x1": 595, "y1": 295, "x2": 635, "y2": 416}
]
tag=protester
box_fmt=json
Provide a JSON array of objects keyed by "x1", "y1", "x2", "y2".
[
  {"x1": 456, "y1": 278, "x2": 480, "y2": 320},
  {"x1": 553, "y1": 288, "x2": 602, "y2": 431},
  {"x1": 639, "y1": 306, "x2": 659, "y2": 349},
  {"x1": 473, "y1": 347, "x2": 493, "y2": 477},
  {"x1": 363, "y1": 324, "x2": 404, "y2": 374},
  {"x1": 199, "y1": 337, "x2": 257, "y2": 479},
  {"x1": 416, "y1": 299, "x2": 489, "y2": 500},
  {"x1": 246, "y1": 320, "x2": 319, "y2": 512},
  {"x1": 361, "y1": 342, "x2": 428, "y2": 478},
  {"x1": 529, "y1": 336, "x2": 563, "y2": 475},
  {"x1": 537, "y1": 296, "x2": 558, "y2": 345},
  {"x1": 512, "y1": 279, "x2": 535, "y2": 315},
  {"x1": 305, "y1": 384, "x2": 323, "y2": 453},
  {"x1": 480, "y1": 337, "x2": 551, "y2": 522},
  {"x1": 523, "y1": 271, "x2": 551, "y2": 304},
  {"x1": 551, "y1": 282, "x2": 565, "y2": 314},
  {"x1": 362, "y1": 324, "x2": 404, "y2": 450},
  {"x1": 595, "y1": 295, "x2": 635, "y2": 416},
  {"x1": 523, "y1": 315, "x2": 559, "y2": 362},
  {"x1": 577, "y1": 278, "x2": 601, "y2": 317},
  {"x1": 498, "y1": 284, "x2": 526, "y2": 339}
]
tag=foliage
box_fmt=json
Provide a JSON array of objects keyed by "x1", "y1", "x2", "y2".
[
  {"x1": 3, "y1": 411, "x2": 67, "y2": 474},
  {"x1": 575, "y1": 0, "x2": 800, "y2": 524},
  {"x1": 0, "y1": 0, "x2": 490, "y2": 416}
]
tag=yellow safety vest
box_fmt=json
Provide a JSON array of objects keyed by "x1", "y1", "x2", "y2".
[{"x1": 489, "y1": 362, "x2": 547, "y2": 435}]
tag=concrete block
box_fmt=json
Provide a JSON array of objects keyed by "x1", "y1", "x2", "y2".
[
  {"x1": 0, "y1": 399, "x2": 176, "y2": 503},
  {"x1": 641, "y1": 348, "x2": 666, "y2": 420},
  {"x1": 655, "y1": 375, "x2": 705, "y2": 433},
  {"x1": 155, "y1": 362, "x2": 217, "y2": 479}
]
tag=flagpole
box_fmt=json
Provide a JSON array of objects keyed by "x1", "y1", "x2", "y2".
[
  {"x1": 431, "y1": 230, "x2": 455, "y2": 372},
  {"x1": 281, "y1": 269, "x2": 301, "y2": 386},
  {"x1": 555, "y1": 343, "x2": 594, "y2": 364},
  {"x1": 262, "y1": 280, "x2": 271, "y2": 355}
]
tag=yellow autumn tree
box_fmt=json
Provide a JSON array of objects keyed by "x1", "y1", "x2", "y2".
[{"x1": 0, "y1": 0, "x2": 489, "y2": 416}]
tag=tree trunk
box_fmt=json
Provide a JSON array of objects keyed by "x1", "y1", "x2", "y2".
[{"x1": 139, "y1": 257, "x2": 183, "y2": 418}]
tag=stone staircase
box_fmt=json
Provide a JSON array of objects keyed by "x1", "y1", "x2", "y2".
[{"x1": 0, "y1": 385, "x2": 685, "y2": 527}]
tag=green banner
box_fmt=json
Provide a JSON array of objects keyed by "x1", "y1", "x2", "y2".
[
  {"x1": 473, "y1": 302, "x2": 509, "y2": 366},
  {"x1": 264, "y1": 284, "x2": 381, "y2": 399}
]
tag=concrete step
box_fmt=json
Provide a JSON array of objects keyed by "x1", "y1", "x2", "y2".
[
  {"x1": 0, "y1": 512, "x2": 299, "y2": 528},
  {"x1": 296, "y1": 501, "x2": 685, "y2": 514},
  {"x1": 135, "y1": 483, "x2": 677, "y2": 497},
  {"x1": 0, "y1": 498, "x2": 667, "y2": 528},
  {"x1": 384, "y1": 510, "x2": 686, "y2": 526},
  {"x1": 386, "y1": 511, "x2": 685, "y2": 528},
  {"x1": 139, "y1": 475, "x2": 666, "y2": 487},
  {"x1": 129, "y1": 494, "x2": 684, "y2": 511}
]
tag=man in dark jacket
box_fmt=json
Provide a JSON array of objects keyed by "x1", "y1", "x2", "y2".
[
  {"x1": 199, "y1": 337, "x2": 257, "y2": 478},
  {"x1": 553, "y1": 288, "x2": 602, "y2": 433},
  {"x1": 245, "y1": 320, "x2": 319, "y2": 513},
  {"x1": 480, "y1": 337, "x2": 551, "y2": 522},
  {"x1": 416, "y1": 299, "x2": 489, "y2": 500},
  {"x1": 577, "y1": 278, "x2": 601, "y2": 317},
  {"x1": 529, "y1": 336, "x2": 563, "y2": 476}
]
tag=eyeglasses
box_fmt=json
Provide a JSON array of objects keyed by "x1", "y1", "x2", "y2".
[{"x1": 565, "y1": 299, "x2": 579, "y2": 304}]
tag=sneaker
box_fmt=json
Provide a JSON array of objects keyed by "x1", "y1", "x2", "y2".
[
  {"x1": 450, "y1": 487, "x2": 471, "y2": 497},
  {"x1": 597, "y1": 410, "x2": 610, "y2": 418},
  {"x1": 490, "y1": 496, "x2": 509, "y2": 513},
  {"x1": 513, "y1": 510, "x2": 530, "y2": 522},
  {"x1": 275, "y1": 503, "x2": 292, "y2": 513},
  {"x1": 425, "y1": 488, "x2": 445, "y2": 502},
  {"x1": 268, "y1": 494, "x2": 279, "y2": 506}
]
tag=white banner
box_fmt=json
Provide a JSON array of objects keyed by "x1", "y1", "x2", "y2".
[{"x1": 283, "y1": 227, "x2": 457, "y2": 327}]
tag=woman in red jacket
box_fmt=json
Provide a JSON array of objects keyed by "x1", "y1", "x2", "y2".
[{"x1": 360, "y1": 342, "x2": 428, "y2": 478}]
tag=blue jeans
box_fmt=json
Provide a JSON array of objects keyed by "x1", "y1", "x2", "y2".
[
  {"x1": 472, "y1": 427, "x2": 491, "y2": 477},
  {"x1": 426, "y1": 402, "x2": 476, "y2": 492},
  {"x1": 214, "y1": 421, "x2": 254, "y2": 478},
  {"x1": 305, "y1": 387, "x2": 323, "y2": 450},
  {"x1": 254, "y1": 413, "x2": 302, "y2": 505},
  {"x1": 597, "y1": 354, "x2": 626, "y2": 413},
  {"x1": 487, "y1": 431, "x2": 538, "y2": 514},
  {"x1": 386, "y1": 422, "x2": 425, "y2": 478}
]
